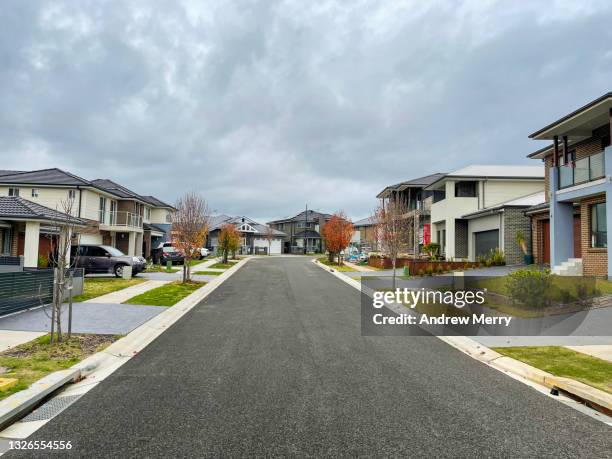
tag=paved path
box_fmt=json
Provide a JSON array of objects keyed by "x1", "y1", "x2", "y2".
[
  {"x1": 567, "y1": 345, "x2": 612, "y2": 362},
  {"x1": 0, "y1": 331, "x2": 45, "y2": 352},
  {"x1": 0, "y1": 303, "x2": 164, "y2": 335},
  {"x1": 6, "y1": 258, "x2": 611, "y2": 457},
  {"x1": 86, "y1": 280, "x2": 170, "y2": 304}
]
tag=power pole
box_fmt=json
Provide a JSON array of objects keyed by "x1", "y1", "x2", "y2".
[{"x1": 304, "y1": 204, "x2": 308, "y2": 254}]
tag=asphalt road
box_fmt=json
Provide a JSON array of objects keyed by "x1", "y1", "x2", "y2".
[{"x1": 8, "y1": 257, "x2": 612, "y2": 457}]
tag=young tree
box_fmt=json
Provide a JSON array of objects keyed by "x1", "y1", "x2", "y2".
[
  {"x1": 218, "y1": 224, "x2": 240, "y2": 263},
  {"x1": 375, "y1": 197, "x2": 411, "y2": 290},
  {"x1": 47, "y1": 197, "x2": 81, "y2": 343},
  {"x1": 265, "y1": 225, "x2": 275, "y2": 255},
  {"x1": 172, "y1": 192, "x2": 210, "y2": 283},
  {"x1": 321, "y1": 211, "x2": 354, "y2": 265}
]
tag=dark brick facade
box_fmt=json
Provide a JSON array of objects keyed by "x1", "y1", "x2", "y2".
[
  {"x1": 455, "y1": 220, "x2": 468, "y2": 259},
  {"x1": 503, "y1": 208, "x2": 531, "y2": 265}
]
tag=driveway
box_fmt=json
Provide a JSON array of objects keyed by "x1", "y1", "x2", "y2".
[
  {"x1": 0, "y1": 303, "x2": 164, "y2": 335},
  {"x1": 6, "y1": 257, "x2": 611, "y2": 457}
]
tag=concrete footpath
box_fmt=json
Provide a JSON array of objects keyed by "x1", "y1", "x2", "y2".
[
  {"x1": 86, "y1": 280, "x2": 170, "y2": 304},
  {"x1": 0, "y1": 331, "x2": 46, "y2": 352}
]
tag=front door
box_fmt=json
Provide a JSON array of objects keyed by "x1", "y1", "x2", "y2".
[
  {"x1": 573, "y1": 215, "x2": 582, "y2": 258},
  {"x1": 542, "y1": 220, "x2": 550, "y2": 265}
]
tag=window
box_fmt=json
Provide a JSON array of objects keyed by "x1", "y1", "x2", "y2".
[
  {"x1": 559, "y1": 150, "x2": 576, "y2": 166},
  {"x1": 145, "y1": 208, "x2": 151, "y2": 221},
  {"x1": 68, "y1": 189, "x2": 76, "y2": 200},
  {"x1": 591, "y1": 202, "x2": 607, "y2": 248},
  {"x1": 8, "y1": 188, "x2": 19, "y2": 197},
  {"x1": 433, "y1": 190, "x2": 446, "y2": 203},
  {"x1": 455, "y1": 181, "x2": 478, "y2": 198},
  {"x1": 166, "y1": 212, "x2": 172, "y2": 223},
  {"x1": 31, "y1": 189, "x2": 39, "y2": 198},
  {"x1": 99, "y1": 197, "x2": 107, "y2": 223}
]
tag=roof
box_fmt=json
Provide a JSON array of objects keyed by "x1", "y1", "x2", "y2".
[
  {"x1": 91, "y1": 179, "x2": 146, "y2": 202},
  {"x1": 529, "y1": 92, "x2": 612, "y2": 140},
  {"x1": 0, "y1": 170, "x2": 24, "y2": 176},
  {"x1": 144, "y1": 223, "x2": 167, "y2": 233},
  {"x1": 446, "y1": 165, "x2": 544, "y2": 178},
  {"x1": 293, "y1": 229, "x2": 321, "y2": 238},
  {"x1": 0, "y1": 196, "x2": 87, "y2": 225},
  {"x1": 0, "y1": 168, "x2": 91, "y2": 186},
  {"x1": 141, "y1": 195, "x2": 175, "y2": 209},
  {"x1": 524, "y1": 201, "x2": 550, "y2": 215},
  {"x1": 353, "y1": 216, "x2": 377, "y2": 227},
  {"x1": 377, "y1": 173, "x2": 446, "y2": 198},
  {"x1": 268, "y1": 209, "x2": 332, "y2": 224},
  {"x1": 209, "y1": 215, "x2": 286, "y2": 237},
  {"x1": 461, "y1": 192, "x2": 545, "y2": 219}
]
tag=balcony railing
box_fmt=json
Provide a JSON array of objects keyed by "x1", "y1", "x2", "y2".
[
  {"x1": 558, "y1": 151, "x2": 605, "y2": 189},
  {"x1": 99, "y1": 210, "x2": 143, "y2": 229}
]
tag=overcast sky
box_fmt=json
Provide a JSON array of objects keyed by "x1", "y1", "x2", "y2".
[{"x1": 1, "y1": 1, "x2": 611, "y2": 222}]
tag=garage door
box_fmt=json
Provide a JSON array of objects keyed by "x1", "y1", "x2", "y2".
[{"x1": 475, "y1": 230, "x2": 499, "y2": 258}]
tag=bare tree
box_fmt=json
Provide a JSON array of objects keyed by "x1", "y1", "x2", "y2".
[
  {"x1": 172, "y1": 192, "x2": 210, "y2": 283},
  {"x1": 265, "y1": 225, "x2": 275, "y2": 255},
  {"x1": 375, "y1": 196, "x2": 411, "y2": 290},
  {"x1": 47, "y1": 197, "x2": 82, "y2": 344}
]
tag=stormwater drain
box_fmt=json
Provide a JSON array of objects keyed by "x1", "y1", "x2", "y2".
[{"x1": 21, "y1": 394, "x2": 83, "y2": 422}]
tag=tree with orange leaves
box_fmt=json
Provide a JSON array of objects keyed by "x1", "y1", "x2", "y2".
[
  {"x1": 321, "y1": 211, "x2": 354, "y2": 265},
  {"x1": 218, "y1": 224, "x2": 241, "y2": 263}
]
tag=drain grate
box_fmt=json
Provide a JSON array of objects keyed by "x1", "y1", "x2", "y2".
[{"x1": 21, "y1": 394, "x2": 83, "y2": 422}]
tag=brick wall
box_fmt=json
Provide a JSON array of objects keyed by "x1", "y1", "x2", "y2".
[
  {"x1": 580, "y1": 194, "x2": 607, "y2": 277},
  {"x1": 530, "y1": 212, "x2": 548, "y2": 265},
  {"x1": 504, "y1": 208, "x2": 531, "y2": 265}
]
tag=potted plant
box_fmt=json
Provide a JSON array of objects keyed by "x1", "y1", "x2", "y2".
[{"x1": 516, "y1": 231, "x2": 533, "y2": 265}]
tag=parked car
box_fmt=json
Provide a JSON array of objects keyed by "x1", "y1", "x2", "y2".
[
  {"x1": 155, "y1": 242, "x2": 185, "y2": 265},
  {"x1": 74, "y1": 245, "x2": 146, "y2": 277},
  {"x1": 199, "y1": 248, "x2": 211, "y2": 259}
]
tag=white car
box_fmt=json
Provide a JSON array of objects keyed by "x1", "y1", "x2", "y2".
[{"x1": 199, "y1": 248, "x2": 211, "y2": 259}]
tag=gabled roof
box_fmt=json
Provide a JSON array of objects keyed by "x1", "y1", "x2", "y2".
[
  {"x1": 0, "y1": 168, "x2": 91, "y2": 186},
  {"x1": 353, "y1": 216, "x2": 377, "y2": 227},
  {"x1": 377, "y1": 172, "x2": 446, "y2": 198},
  {"x1": 0, "y1": 196, "x2": 87, "y2": 225},
  {"x1": 268, "y1": 209, "x2": 332, "y2": 224},
  {"x1": 461, "y1": 191, "x2": 545, "y2": 219},
  {"x1": 209, "y1": 215, "x2": 286, "y2": 237},
  {"x1": 425, "y1": 165, "x2": 544, "y2": 189},
  {"x1": 0, "y1": 170, "x2": 24, "y2": 176},
  {"x1": 141, "y1": 195, "x2": 175, "y2": 209}
]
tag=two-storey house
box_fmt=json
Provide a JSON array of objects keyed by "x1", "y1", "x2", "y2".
[
  {"x1": 425, "y1": 165, "x2": 544, "y2": 261},
  {"x1": 268, "y1": 210, "x2": 332, "y2": 254},
  {"x1": 526, "y1": 93, "x2": 612, "y2": 277},
  {"x1": 207, "y1": 215, "x2": 286, "y2": 255}
]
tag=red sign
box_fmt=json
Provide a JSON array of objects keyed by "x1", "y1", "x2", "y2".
[{"x1": 423, "y1": 224, "x2": 431, "y2": 245}]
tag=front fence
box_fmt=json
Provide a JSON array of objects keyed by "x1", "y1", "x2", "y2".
[{"x1": 0, "y1": 268, "x2": 84, "y2": 317}]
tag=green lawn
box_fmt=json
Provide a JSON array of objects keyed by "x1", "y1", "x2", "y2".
[
  {"x1": 123, "y1": 281, "x2": 205, "y2": 306},
  {"x1": 193, "y1": 270, "x2": 223, "y2": 276},
  {"x1": 493, "y1": 346, "x2": 612, "y2": 394},
  {"x1": 0, "y1": 334, "x2": 118, "y2": 400},
  {"x1": 209, "y1": 262, "x2": 234, "y2": 270},
  {"x1": 145, "y1": 264, "x2": 180, "y2": 273},
  {"x1": 317, "y1": 257, "x2": 357, "y2": 272},
  {"x1": 72, "y1": 278, "x2": 145, "y2": 302}
]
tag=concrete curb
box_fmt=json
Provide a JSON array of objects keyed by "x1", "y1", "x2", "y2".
[
  {"x1": 0, "y1": 258, "x2": 249, "y2": 430},
  {"x1": 312, "y1": 259, "x2": 612, "y2": 414}
]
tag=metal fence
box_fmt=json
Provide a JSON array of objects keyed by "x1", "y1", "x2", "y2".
[
  {"x1": 0, "y1": 268, "x2": 84, "y2": 317},
  {"x1": 0, "y1": 256, "x2": 23, "y2": 273}
]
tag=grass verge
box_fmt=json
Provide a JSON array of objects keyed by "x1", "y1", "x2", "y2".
[
  {"x1": 72, "y1": 278, "x2": 145, "y2": 302},
  {"x1": 193, "y1": 271, "x2": 223, "y2": 276},
  {"x1": 123, "y1": 281, "x2": 205, "y2": 306},
  {"x1": 145, "y1": 264, "x2": 179, "y2": 273},
  {"x1": 209, "y1": 262, "x2": 234, "y2": 270},
  {"x1": 317, "y1": 257, "x2": 357, "y2": 272},
  {"x1": 0, "y1": 334, "x2": 119, "y2": 401},
  {"x1": 493, "y1": 346, "x2": 612, "y2": 394}
]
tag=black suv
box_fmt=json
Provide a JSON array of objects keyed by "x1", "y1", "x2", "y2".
[{"x1": 74, "y1": 245, "x2": 146, "y2": 277}]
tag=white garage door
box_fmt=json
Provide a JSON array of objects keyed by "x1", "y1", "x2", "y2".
[
  {"x1": 79, "y1": 234, "x2": 103, "y2": 245},
  {"x1": 254, "y1": 238, "x2": 282, "y2": 254}
]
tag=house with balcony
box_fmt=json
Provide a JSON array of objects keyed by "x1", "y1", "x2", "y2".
[
  {"x1": 352, "y1": 216, "x2": 379, "y2": 252},
  {"x1": 376, "y1": 173, "x2": 446, "y2": 255},
  {"x1": 0, "y1": 168, "x2": 175, "y2": 264},
  {"x1": 526, "y1": 93, "x2": 612, "y2": 277},
  {"x1": 268, "y1": 210, "x2": 332, "y2": 254},
  {"x1": 424, "y1": 165, "x2": 544, "y2": 261}
]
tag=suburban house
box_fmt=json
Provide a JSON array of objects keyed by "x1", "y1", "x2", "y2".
[
  {"x1": 376, "y1": 173, "x2": 446, "y2": 255},
  {"x1": 207, "y1": 215, "x2": 286, "y2": 255},
  {"x1": 425, "y1": 165, "x2": 544, "y2": 260},
  {"x1": 268, "y1": 210, "x2": 332, "y2": 254},
  {"x1": 526, "y1": 93, "x2": 612, "y2": 277},
  {"x1": 461, "y1": 191, "x2": 544, "y2": 264},
  {"x1": 352, "y1": 216, "x2": 378, "y2": 252},
  {"x1": 0, "y1": 168, "x2": 175, "y2": 265}
]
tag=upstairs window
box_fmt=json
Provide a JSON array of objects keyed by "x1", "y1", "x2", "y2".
[
  {"x1": 68, "y1": 189, "x2": 76, "y2": 200},
  {"x1": 31, "y1": 189, "x2": 39, "y2": 198},
  {"x1": 8, "y1": 188, "x2": 19, "y2": 197},
  {"x1": 433, "y1": 190, "x2": 446, "y2": 203},
  {"x1": 591, "y1": 202, "x2": 607, "y2": 248},
  {"x1": 455, "y1": 181, "x2": 478, "y2": 198}
]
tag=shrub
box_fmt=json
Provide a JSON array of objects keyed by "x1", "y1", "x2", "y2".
[
  {"x1": 489, "y1": 248, "x2": 506, "y2": 266},
  {"x1": 505, "y1": 269, "x2": 552, "y2": 309},
  {"x1": 418, "y1": 269, "x2": 425, "y2": 277},
  {"x1": 425, "y1": 265, "x2": 434, "y2": 276},
  {"x1": 436, "y1": 265, "x2": 444, "y2": 275},
  {"x1": 37, "y1": 255, "x2": 49, "y2": 268}
]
